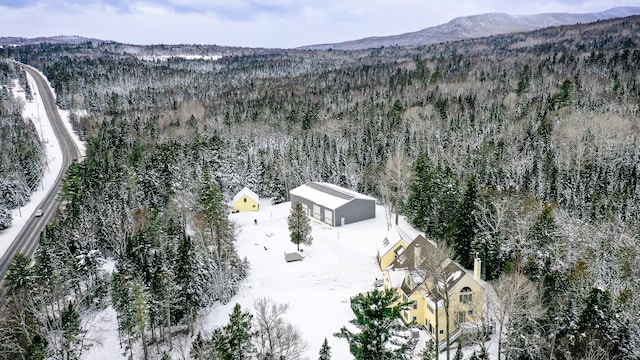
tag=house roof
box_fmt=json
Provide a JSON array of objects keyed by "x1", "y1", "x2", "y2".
[
  {"x1": 391, "y1": 235, "x2": 439, "y2": 271},
  {"x1": 233, "y1": 187, "x2": 259, "y2": 204},
  {"x1": 387, "y1": 269, "x2": 406, "y2": 289},
  {"x1": 377, "y1": 225, "x2": 414, "y2": 256},
  {"x1": 289, "y1": 182, "x2": 375, "y2": 210},
  {"x1": 442, "y1": 260, "x2": 467, "y2": 289},
  {"x1": 390, "y1": 234, "x2": 479, "y2": 296}
]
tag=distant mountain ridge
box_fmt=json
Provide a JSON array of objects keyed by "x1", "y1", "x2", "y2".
[
  {"x1": 300, "y1": 6, "x2": 640, "y2": 50},
  {"x1": 2, "y1": 7, "x2": 639, "y2": 50},
  {"x1": 0, "y1": 35, "x2": 104, "y2": 47}
]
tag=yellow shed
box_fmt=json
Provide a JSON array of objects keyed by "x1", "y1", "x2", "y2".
[{"x1": 232, "y1": 187, "x2": 260, "y2": 212}]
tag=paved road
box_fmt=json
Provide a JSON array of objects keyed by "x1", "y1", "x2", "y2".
[{"x1": 0, "y1": 64, "x2": 79, "y2": 282}]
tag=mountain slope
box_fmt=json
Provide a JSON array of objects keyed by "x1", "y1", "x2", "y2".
[{"x1": 301, "y1": 6, "x2": 640, "y2": 50}]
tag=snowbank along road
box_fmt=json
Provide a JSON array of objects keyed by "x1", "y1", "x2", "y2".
[{"x1": 0, "y1": 64, "x2": 80, "y2": 286}]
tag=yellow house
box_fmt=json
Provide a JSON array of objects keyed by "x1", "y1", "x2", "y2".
[
  {"x1": 382, "y1": 235, "x2": 484, "y2": 346},
  {"x1": 232, "y1": 187, "x2": 259, "y2": 212},
  {"x1": 377, "y1": 226, "x2": 412, "y2": 270}
]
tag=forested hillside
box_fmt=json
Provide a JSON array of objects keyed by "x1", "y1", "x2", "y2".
[
  {"x1": 2, "y1": 15, "x2": 640, "y2": 359},
  {"x1": 0, "y1": 62, "x2": 44, "y2": 229}
]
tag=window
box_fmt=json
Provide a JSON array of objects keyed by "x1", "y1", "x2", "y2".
[
  {"x1": 426, "y1": 303, "x2": 434, "y2": 314},
  {"x1": 457, "y1": 311, "x2": 467, "y2": 324},
  {"x1": 412, "y1": 316, "x2": 417, "y2": 322},
  {"x1": 413, "y1": 301, "x2": 418, "y2": 310},
  {"x1": 460, "y1": 287, "x2": 473, "y2": 304},
  {"x1": 243, "y1": 198, "x2": 247, "y2": 203}
]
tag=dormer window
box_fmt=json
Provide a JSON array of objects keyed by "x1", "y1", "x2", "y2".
[{"x1": 460, "y1": 287, "x2": 473, "y2": 304}]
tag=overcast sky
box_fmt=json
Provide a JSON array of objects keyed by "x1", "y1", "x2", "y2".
[{"x1": 1, "y1": 0, "x2": 637, "y2": 48}]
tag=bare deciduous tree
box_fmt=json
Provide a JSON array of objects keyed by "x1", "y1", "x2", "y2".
[
  {"x1": 381, "y1": 147, "x2": 411, "y2": 226},
  {"x1": 491, "y1": 270, "x2": 545, "y2": 360},
  {"x1": 253, "y1": 297, "x2": 307, "y2": 360}
]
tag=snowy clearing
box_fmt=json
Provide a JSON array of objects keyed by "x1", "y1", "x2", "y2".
[
  {"x1": 201, "y1": 199, "x2": 386, "y2": 359},
  {"x1": 83, "y1": 199, "x2": 500, "y2": 359}
]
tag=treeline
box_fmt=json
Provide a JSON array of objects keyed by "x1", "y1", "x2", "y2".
[
  {"x1": 0, "y1": 61, "x2": 43, "y2": 229},
  {"x1": 1, "y1": 15, "x2": 639, "y2": 359}
]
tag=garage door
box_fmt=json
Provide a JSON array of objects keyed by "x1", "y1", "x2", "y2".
[
  {"x1": 301, "y1": 203, "x2": 310, "y2": 216},
  {"x1": 324, "y1": 209, "x2": 333, "y2": 225},
  {"x1": 312, "y1": 204, "x2": 321, "y2": 219}
]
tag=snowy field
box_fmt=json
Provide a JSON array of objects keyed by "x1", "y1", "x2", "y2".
[
  {"x1": 202, "y1": 200, "x2": 387, "y2": 359},
  {"x1": 0, "y1": 66, "x2": 85, "y2": 260}
]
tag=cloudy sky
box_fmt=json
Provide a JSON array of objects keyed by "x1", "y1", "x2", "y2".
[{"x1": 0, "y1": 0, "x2": 637, "y2": 48}]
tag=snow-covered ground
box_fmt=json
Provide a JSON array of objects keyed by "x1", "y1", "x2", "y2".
[
  {"x1": 83, "y1": 199, "x2": 500, "y2": 359},
  {"x1": 203, "y1": 200, "x2": 386, "y2": 359},
  {"x1": 0, "y1": 66, "x2": 85, "y2": 260}
]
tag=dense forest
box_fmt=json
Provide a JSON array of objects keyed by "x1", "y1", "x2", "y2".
[
  {"x1": 0, "y1": 62, "x2": 44, "y2": 229},
  {"x1": 1, "y1": 14, "x2": 640, "y2": 359}
]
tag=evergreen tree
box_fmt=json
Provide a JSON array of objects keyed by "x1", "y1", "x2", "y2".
[
  {"x1": 318, "y1": 337, "x2": 331, "y2": 360},
  {"x1": 5, "y1": 253, "x2": 35, "y2": 296},
  {"x1": 174, "y1": 233, "x2": 202, "y2": 328},
  {"x1": 524, "y1": 204, "x2": 557, "y2": 280},
  {"x1": 60, "y1": 302, "x2": 83, "y2": 359},
  {"x1": 111, "y1": 272, "x2": 135, "y2": 346},
  {"x1": 450, "y1": 176, "x2": 478, "y2": 269},
  {"x1": 288, "y1": 203, "x2": 313, "y2": 251},
  {"x1": 0, "y1": 207, "x2": 11, "y2": 230},
  {"x1": 335, "y1": 289, "x2": 415, "y2": 360},
  {"x1": 570, "y1": 287, "x2": 627, "y2": 358},
  {"x1": 405, "y1": 153, "x2": 460, "y2": 240},
  {"x1": 197, "y1": 173, "x2": 232, "y2": 263},
  {"x1": 218, "y1": 303, "x2": 255, "y2": 360}
]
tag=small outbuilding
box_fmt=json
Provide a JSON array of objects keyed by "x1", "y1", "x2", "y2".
[
  {"x1": 232, "y1": 187, "x2": 260, "y2": 212},
  {"x1": 289, "y1": 182, "x2": 376, "y2": 227},
  {"x1": 284, "y1": 252, "x2": 304, "y2": 262}
]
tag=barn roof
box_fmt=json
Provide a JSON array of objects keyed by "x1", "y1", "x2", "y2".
[
  {"x1": 233, "y1": 187, "x2": 259, "y2": 204},
  {"x1": 289, "y1": 182, "x2": 375, "y2": 210}
]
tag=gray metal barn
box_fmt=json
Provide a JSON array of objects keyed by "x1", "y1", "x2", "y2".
[{"x1": 289, "y1": 182, "x2": 376, "y2": 227}]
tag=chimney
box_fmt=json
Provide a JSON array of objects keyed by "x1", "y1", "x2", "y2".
[
  {"x1": 474, "y1": 258, "x2": 482, "y2": 281},
  {"x1": 414, "y1": 243, "x2": 421, "y2": 266}
]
